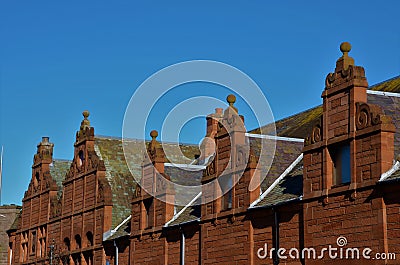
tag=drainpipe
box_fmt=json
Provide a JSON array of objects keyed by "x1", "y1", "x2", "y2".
[
  {"x1": 114, "y1": 240, "x2": 119, "y2": 265},
  {"x1": 273, "y1": 208, "x2": 279, "y2": 265},
  {"x1": 180, "y1": 227, "x2": 185, "y2": 265}
]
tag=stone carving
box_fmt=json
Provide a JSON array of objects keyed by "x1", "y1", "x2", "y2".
[
  {"x1": 147, "y1": 130, "x2": 165, "y2": 162},
  {"x1": 203, "y1": 158, "x2": 216, "y2": 177},
  {"x1": 87, "y1": 151, "x2": 99, "y2": 170},
  {"x1": 305, "y1": 117, "x2": 322, "y2": 146},
  {"x1": 355, "y1": 103, "x2": 382, "y2": 130},
  {"x1": 133, "y1": 185, "x2": 141, "y2": 199},
  {"x1": 97, "y1": 180, "x2": 105, "y2": 203},
  {"x1": 325, "y1": 65, "x2": 354, "y2": 88}
]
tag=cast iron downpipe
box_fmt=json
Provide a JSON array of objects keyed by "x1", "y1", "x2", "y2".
[
  {"x1": 273, "y1": 208, "x2": 280, "y2": 265},
  {"x1": 180, "y1": 226, "x2": 185, "y2": 265},
  {"x1": 114, "y1": 240, "x2": 119, "y2": 265}
]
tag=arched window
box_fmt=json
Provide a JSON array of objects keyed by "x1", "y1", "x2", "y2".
[
  {"x1": 34, "y1": 172, "x2": 40, "y2": 187},
  {"x1": 64, "y1": 237, "x2": 71, "y2": 251},
  {"x1": 86, "y1": 231, "x2": 93, "y2": 247},
  {"x1": 74, "y1": 235, "x2": 81, "y2": 249},
  {"x1": 78, "y1": 150, "x2": 85, "y2": 167}
]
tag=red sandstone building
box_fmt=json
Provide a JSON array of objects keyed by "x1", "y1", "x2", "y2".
[{"x1": 7, "y1": 43, "x2": 400, "y2": 264}]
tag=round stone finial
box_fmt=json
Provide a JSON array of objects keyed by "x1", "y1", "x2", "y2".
[
  {"x1": 82, "y1": 110, "x2": 90, "y2": 119},
  {"x1": 150, "y1": 130, "x2": 158, "y2": 139},
  {"x1": 227, "y1": 94, "x2": 236, "y2": 105},
  {"x1": 340, "y1": 42, "x2": 352, "y2": 53}
]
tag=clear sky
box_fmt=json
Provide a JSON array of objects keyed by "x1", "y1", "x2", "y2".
[{"x1": 1, "y1": 1, "x2": 399, "y2": 205}]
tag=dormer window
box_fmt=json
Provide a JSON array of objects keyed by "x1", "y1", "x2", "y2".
[{"x1": 330, "y1": 143, "x2": 351, "y2": 185}]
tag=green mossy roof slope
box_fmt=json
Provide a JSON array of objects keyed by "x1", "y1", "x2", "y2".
[
  {"x1": 94, "y1": 136, "x2": 200, "y2": 228},
  {"x1": 49, "y1": 159, "x2": 71, "y2": 195}
]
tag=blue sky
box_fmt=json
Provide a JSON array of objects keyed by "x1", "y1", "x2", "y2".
[{"x1": 0, "y1": 1, "x2": 399, "y2": 205}]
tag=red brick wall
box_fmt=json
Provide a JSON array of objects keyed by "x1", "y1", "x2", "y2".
[{"x1": 11, "y1": 125, "x2": 113, "y2": 264}]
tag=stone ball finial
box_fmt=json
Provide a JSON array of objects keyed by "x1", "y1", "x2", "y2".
[
  {"x1": 340, "y1": 42, "x2": 352, "y2": 54},
  {"x1": 150, "y1": 130, "x2": 158, "y2": 139},
  {"x1": 227, "y1": 94, "x2": 236, "y2": 105},
  {"x1": 82, "y1": 110, "x2": 90, "y2": 119}
]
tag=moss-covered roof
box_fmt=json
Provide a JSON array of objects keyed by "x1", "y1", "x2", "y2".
[
  {"x1": 250, "y1": 106, "x2": 323, "y2": 139},
  {"x1": 94, "y1": 136, "x2": 200, "y2": 227},
  {"x1": 369, "y1": 75, "x2": 400, "y2": 93},
  {"x1": 49, "y1": 159, "x2": 71, "y2": 197}
]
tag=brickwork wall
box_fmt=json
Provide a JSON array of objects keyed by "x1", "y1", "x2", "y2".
[
  {"x1": 303, "y1": 188, "x2": 390, "y2": 265},
  {"x1": 131, "y1": 234, "x2": 166, "y2": 264},
  {"x1": 201, "y1": 215, "x2": 251, "y2": 265},
  {"x1": 303, "y1": 151, "x2": 323, "y2": 194},
  {"x1": 10, "y1": 122, "x2": 113, "y2": 264}
]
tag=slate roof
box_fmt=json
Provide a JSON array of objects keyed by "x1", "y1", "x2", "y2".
[
  {"x1": 248, "y1": 137, "x2": 304, "y2": 192},
  {"x1": 49, "y1": 159, "x2": 71, "y2": 197},
  {"x1": 7, "y1": 209, "x2": 22, "y2": 233},
  {"x1": 94, "y1": 136, "x2": 200, "y2": 227},
  {"x1": 388, "y1": 168, "x2": 400, "y2": 181},
  {"x1": 367, "y1": 93, "x2": 400, "y2": 154},
  {"x1": 165, "y1": 166, "x2": 203, "y2": 206},
  {"x1": 256, "y1": 161, "x2": 303, "y2": 208},
  {"x1": 107, "y1": 219, "x2": 131, "y2": 241},
  {"x1": 165, "y1": 195, "x2": 201, "y2": 227}
]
